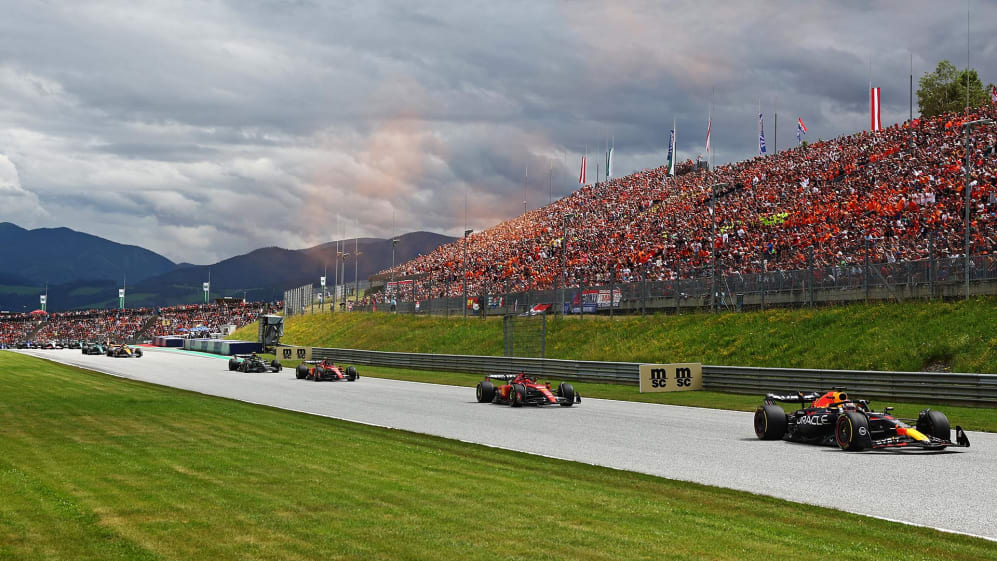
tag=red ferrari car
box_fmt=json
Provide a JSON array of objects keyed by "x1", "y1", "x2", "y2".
[
  {"x1": 295, "y1": 360, "x2": 358, "y2": 382},
  {"x1": 475, "y1": 372, "x2": 580, "y2": 407}
]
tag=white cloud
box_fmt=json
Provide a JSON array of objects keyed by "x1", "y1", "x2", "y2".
[{"x1": 0, "y1": 155, "x2": 48, "y2": 224}]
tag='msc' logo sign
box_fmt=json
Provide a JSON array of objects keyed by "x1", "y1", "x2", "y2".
[{"x1": 638, "y1": 363, "x2": 702, "y2": 393}]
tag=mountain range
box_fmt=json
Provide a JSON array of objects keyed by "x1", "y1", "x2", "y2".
[{"x1": 0, "y1": 222, "x2": 454, "y2": 312}]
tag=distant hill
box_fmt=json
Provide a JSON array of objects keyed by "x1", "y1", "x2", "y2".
[
  {"x1": 0, "y1": 225, "x2": 454, "y2": 311},
  {"x1": 133, "y1": 231, "x2": 456, "y2": 304},
  {"x1": 0, "y1": 222, "x2": 176, "y2": 285}
]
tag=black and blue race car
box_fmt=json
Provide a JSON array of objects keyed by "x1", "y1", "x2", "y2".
[{"x1": 754, "y1": 388, "x2": 970, "y2": 451}]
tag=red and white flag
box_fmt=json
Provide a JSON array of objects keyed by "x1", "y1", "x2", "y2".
[
  {"x1": 870, "y1": 87, "x2": 882, "y2": 131},
  {"x1": 578, "y1": 154, "x2": 587, "y2": 184},
  {"x1": 991, "y1": 84, "x2": 997, "y2": 105},
  {"x1": 705, "y1": 117, "x2": 711, "y2": 154}
]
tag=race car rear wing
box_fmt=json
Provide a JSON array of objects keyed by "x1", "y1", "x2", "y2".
[{"x1": 764, "y1": 392, "x2": 822, "y2": 405}]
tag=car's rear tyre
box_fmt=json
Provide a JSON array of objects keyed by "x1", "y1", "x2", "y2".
[
  {"x1": 557, "y1": 383, "x2": 575, "y2": 406},
  {"x1": 346, "y1": 365, "x2": 357, "y2": 381},
  {"x1": 509, "y1": 383, "x2": 526, "y2": 407},
  {"x1": 916, "y1": 409, "x2": 950, "y2": 440},
  {"x1": 313, "y1": 366, "x2": 324, "y2": 381},
  {"x1": 754, "y1": 404, "x2": 788, "y2": 440},
  {"x1": 836, "y1": 411, "x2": 872, "y2": 451},
  {"x1": 295, "y1": 364, "x2": 307, "y2": 379},
  {"x1": 239, "y1": 361, "x2": 249, "y2": 373},
  {"x1": 228, "y1": 358, "x2": 239, "y2": 371},
  {"x1": 476, "y1": 380, "x2": 495, "y2": 403}
]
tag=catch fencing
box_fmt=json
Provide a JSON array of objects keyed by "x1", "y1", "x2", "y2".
[
  {"x1": 365, "y1": 251, "x2": 997, "y2": 316},
  {"x1": 310, "y1": 346, "x2": 997, "y2": 406}
]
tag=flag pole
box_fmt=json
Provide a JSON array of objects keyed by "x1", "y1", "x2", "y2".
[{"x1": 774, "y1": 96, "x2": 778, "y2": 155}]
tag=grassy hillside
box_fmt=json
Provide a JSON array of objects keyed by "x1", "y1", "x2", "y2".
[
  {"x1": 2, "y1": 352, "x2": 993, "y2": 560},
  {"x1": 231, "y1": 298, "x2": 997, "y2": 373}
]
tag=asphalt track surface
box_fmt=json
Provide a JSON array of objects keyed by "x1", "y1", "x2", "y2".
[{"x1": 15, "y1": 347, "x2": 997, "y2": 541}]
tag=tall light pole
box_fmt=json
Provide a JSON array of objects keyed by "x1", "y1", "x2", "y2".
[
  {"x1": 341, "y1": 252, "x2": 350, "y2": 307},
  {"x1": 560, "y1": 213, "x2": 574, "y2": 315},
  {"x1": 962, "y1": 118, "x2": 994, "y2": 299},
  {"x1": 462, "y1": 229, "x2": 473, "y2": 317},
  {"x1": 391, "y1": 238, "x2": 399, "y2": 298}
]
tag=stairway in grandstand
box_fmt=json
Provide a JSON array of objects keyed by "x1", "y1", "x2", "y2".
[{"x1": 130, "y1": 315, "x2": 162, "y2": 345}]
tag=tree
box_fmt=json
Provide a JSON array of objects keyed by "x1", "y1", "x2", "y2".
[{"x1": 917, "y1": 60, "x2": 989, "y2": 118}]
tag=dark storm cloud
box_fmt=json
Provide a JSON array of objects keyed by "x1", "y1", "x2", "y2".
[{"x1": 0, "y1": 1, "x2": 995, "y2": 263}]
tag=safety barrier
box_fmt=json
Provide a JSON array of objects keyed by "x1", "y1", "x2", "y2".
[{"x1": 310, "y1": 347, "x2": 997, "y2": 406}]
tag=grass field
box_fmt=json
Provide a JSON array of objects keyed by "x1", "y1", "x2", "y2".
[
  {"x1": 230, "y1": 298, "x2": 997, "y2": 373},
  {"x1": 2, "y1": 352, "x2": 995, "y2": 560}
]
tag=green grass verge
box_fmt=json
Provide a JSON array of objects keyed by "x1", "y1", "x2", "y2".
[
  {"x1": 231, "y1": 298, "x2": 997, "y2": 373},
  {"x1": 1, "y1": 352, "x2": 994, "y2": 560}
]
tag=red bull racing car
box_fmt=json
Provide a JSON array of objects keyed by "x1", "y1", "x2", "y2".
[
  {"x1": 754, "y1": 388, "x2": 970, "y2": 451},
  {"x1": 475, "y1": 372, "x2": 581, "y2": 407},
  {"x1": 295, "y1": 360, "x2": 358, "y2": 382}
]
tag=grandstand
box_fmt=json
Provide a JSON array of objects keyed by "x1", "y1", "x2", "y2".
[
  {"x1": 379, "y1": 105, "x2": 997, "y2": 304},
  {"x1": 0, "y1": 302, "x2": 281, "y2": 346}
]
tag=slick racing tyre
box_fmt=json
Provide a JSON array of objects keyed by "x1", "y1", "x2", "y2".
[
  {"x1": 313, "y1": 366, "x2": 325, "y2": 381},
  {"x1": 134, "y1": 349, "x2": 143, "y2": 358},
  {"x1": 295, "y1": 364, "x2": 308, "y2": 379},
  {"x1": 228, "y1": 358, "x2": 239, "y2": 371},
  {"x1": 916, "y1": 409, "x2": 950, "y2": 441},
  {"x1": 476, "y1": 381, "x2": 496, "y2": 403},
  {"x1": 557, "y1": 383, "x2": 575, "y2": 406},
  {"x1": 346, "y1": 366, "x2": 358, "y2": 381},
  {"x1": 271, "y1": 360, "x2": 282, "y2": 372},
  {"x1": 836, "y1": 411, "x2": 873, "y2": 451},
  {"x1": 754, "y1": 404, "x2": 788, "y2": 440},
  {"x1": 509, "y1": 383, "x2": 526, "y2": 407}
]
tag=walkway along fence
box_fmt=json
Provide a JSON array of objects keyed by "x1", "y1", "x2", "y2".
[
  {"x1": 309, "y1": 347, "x2": 997, "y2": 407},
  {"x1": 361, "y1": 252, "x2": 997, "y2": 316}
]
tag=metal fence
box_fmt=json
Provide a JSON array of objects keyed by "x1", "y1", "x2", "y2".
[
  {"x1": 310, "y1": 346, "x2": 997, "y2": 406},
  {"x1": 283, "y1": 284, "x2": 313, "y2": 317},
  {"x1": 363, "y1": 252, "x2": 997, "y2": 316}
]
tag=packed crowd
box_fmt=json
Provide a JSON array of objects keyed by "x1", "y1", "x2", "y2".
[
  {"x1": 32, "y1": 308, "x2": 154, "y2": 344},
  {"x1": 150, "y1": 302, "x2": 281, "y2": 337},
  {"x1": 0, "y1": 302, "x2": 282, "y2": 345},
  {"x1": 0, "y1": 314, "x2": 38, "y2": 347},
  {"x1": 382, "y1": 105, "x2": 997, "y2": 297}
]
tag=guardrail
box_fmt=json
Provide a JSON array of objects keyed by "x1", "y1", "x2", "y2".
[{"x1": 310, "y1": 347, "x2": 997, "y2": 406}]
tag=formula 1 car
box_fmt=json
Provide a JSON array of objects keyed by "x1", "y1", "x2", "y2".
[
  {"x1": 475, "y1": 372, "x2": 581, "y2": 407},
  {"x1": 754, "y1": 388, "x2": 970, "y2": 451},
  {"x1": 106, "y1": 344, "x2": 143, "y2": 358},
  {"x1": 228, "y1": 353, "x2": 282, "y2": 373},
  {"x1": 295, "y1": 360, "x2": 358, "y2": 381},
  {"x1": 82, "y1": 343, "x2": 105, "y2": 355}
]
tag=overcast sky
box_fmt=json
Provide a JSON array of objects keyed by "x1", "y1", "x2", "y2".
[{"x1": 1, "y1": 1, "x2": 995, "y2": 264}]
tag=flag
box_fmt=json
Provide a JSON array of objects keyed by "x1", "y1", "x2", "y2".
[
  {"x1": 705, "y1": 117, "x2": 711, "y2": 154},
  {"x1": 605, "y1": 145, "x2": 611, "y2": 179},
  {"x1": 666, "y1": 129, "x2": 675, "y2": 175},
  {"x1": 797, "y1": 117, "x2": 807, "y2": 144},
  {"x1": 607, "y1": 144, "x2": 614, "y2": 178},
  {"x1": 991, "y1": 85, "x2": 997, "y2": 105},
  {"x1": 578, "y1": 154, "x2": 587, "y2": 184},
  {"x1": 758, "y1": 113, "x2": 767, "y2": 154},
  {"x1": 870, "y1": 87, "x2": 881, "y2": 131}
]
